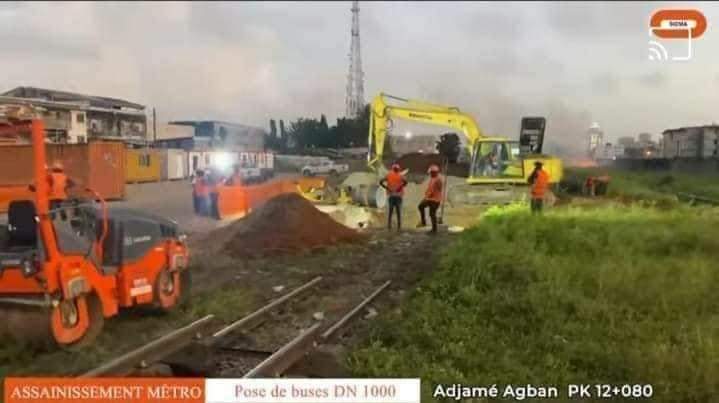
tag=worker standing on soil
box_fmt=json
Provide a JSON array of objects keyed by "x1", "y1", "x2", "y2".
[
  {"x1": 528, "y1": 161, "x2": 550, "y2": 214},
  {"x1": 192, "y1": 170, "x2": 210, "y2": 217},
  {"x1": 417, "y1": 164, "x2": 443, "y2": 234},
  {"x1": 379, "y1": 163, "x2": 408, "y2": 230}
]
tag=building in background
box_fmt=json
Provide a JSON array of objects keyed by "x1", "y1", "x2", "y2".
[
  {"x1": 587, "y1": 122, "x2": 604, "y2": 157},
  {"x1": 0, "y1": 86, "x2": 146, "y2": 144},
  {"x1": 152, "y1": 123, "x2": 195, "y2": 150},
  {"x1": 662, "y1": 125, "x2": 719, "y2": 159},
  {"x1": 170, "y1": 120, "x2": 266, "y2": 151}
]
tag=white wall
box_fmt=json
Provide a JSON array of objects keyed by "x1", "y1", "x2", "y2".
[{"x1": 68, "y1": 110, "x2": 87, "y2": 143}]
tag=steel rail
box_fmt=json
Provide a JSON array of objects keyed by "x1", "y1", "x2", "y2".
[
  {"x1": 320, "y1": 280, "x2": 391, "y2": 341},
  {"x1": 211, "y1": 276, "x2": 322, "y2": 339},
  {"x1": 243, "y1": 323, "x2": 323, "y2": 378},
  {"x1": 81, "y1": 276, "x2": 322, "y2": 377},
  {"x1": 243, "y1": 280, "x2": 392, "y2": 378},
  {"x1": 81, "y1": 315, "x2": 215, "y2": 377}
]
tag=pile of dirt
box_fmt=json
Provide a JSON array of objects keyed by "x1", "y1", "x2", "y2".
[{"x1": 220, "y1": 193, "x2": 364, "y2": 258}]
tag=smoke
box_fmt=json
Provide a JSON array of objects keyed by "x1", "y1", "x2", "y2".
[{"x1": 412, "y1": 77, "x2": 592, "y2": 158}]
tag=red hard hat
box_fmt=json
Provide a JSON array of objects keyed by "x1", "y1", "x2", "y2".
[{"x1": 428, "y1": 164, "x2": 440, "y2": 173}]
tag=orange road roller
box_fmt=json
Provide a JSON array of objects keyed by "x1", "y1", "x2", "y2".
[{"x1": 0, "y1": 119, "x2": 190, "y2": 350}]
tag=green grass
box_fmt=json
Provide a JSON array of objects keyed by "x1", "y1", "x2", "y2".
[
  {"x1": 349, "y1": 203, "x2": 719, "y2": 402},
  {"x1": 565, "y1": 168, "x2": 719, "y2": 204}
]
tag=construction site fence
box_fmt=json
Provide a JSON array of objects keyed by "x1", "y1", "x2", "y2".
[{"x1": 217, "y1": 177, "x2": 326, "y2": 219}]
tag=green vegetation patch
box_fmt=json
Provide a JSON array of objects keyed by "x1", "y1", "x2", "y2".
[
  {"x1": 349, "y1": 204, "x2": 719, "y2": 402},
  {"x1": 566, "y1": 168, "x2": 719, "y2": 204}
]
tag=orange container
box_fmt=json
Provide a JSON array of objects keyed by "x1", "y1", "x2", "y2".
[
  {"x1": 217, "y1": 179, "x2": 301, "y2": 219},
  {"x1": 0, "y1": 141, "x2": 126, "y2": 207}
]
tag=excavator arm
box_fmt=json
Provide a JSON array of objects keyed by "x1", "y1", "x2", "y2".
[{"x1": 367, "y1": 93, "x2": 486, "y2": 172}]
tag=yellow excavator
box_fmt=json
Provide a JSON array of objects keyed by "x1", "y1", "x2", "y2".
[
  {"x1": 300, "y1": 93, "x2": 563, "y2": 207},
  {"x1": 365, "y1": 93, "x2": 563, "y2": 205}
]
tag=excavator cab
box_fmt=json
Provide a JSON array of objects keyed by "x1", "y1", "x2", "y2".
[
  {"x1": 470, "y1": 139, "x2": 524, "y2": 179},
  {"x1": 0, "y1": 119, "x2": 190, "y2": 350}
]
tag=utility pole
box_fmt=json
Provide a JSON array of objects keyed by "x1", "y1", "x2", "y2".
[
  {"x1": 152, "y1": 107, "x2": 157, "y2": 144},
  {"x1": 345, "y1": 0, "x2": 365, "y2": 118}
]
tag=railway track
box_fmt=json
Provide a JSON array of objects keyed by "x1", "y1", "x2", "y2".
[{"x1": 82, "y1": 276, "x2": 392, "y2": 378}]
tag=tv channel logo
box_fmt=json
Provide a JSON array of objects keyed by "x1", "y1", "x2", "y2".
[{"x1": 648, "y1": 9, "x2": 707, "y2": 61}]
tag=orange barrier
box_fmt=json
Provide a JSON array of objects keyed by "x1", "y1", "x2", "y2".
[
  {"x1": 217, "y1": 178, "x2": 303, "y2": 219},
  {"x1": 0, "y1": 185, "x2": 33, "y2": 213}
]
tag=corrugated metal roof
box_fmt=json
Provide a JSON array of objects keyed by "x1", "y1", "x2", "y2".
[
  {"x1": 2, "y1": 86, "x2": 144, "y2": 111},
  {"x1": 663, "y1": 125, "x2": 719, "y2": 134}
]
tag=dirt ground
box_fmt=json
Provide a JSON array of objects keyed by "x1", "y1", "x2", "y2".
[
  {"x1": 0, "y1": 210, "x2": 453, "y2": 378},
  {"x1": 185, "y1": 225, "x2": 453, "y2": 377},
  {"x1": 0, "y1": 175, "x2": 471, "y2": 378}
]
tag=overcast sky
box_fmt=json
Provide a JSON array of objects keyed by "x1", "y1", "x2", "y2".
[{"x1": 1, "y1": 1, "x2": 717, "y2": 153}]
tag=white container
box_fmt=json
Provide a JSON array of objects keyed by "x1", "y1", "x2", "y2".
[{"x1": 160, "y1": 149, "x2": 189, "y2": 180}]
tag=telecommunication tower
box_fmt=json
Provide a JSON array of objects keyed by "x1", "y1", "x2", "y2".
[{"x1": 345, "y1": 0, "x2": 365, "y2": 118}]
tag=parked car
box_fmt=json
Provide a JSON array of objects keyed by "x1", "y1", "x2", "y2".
[{"x1": 301, "y1": 160, "x2": 349, "y2": 176}]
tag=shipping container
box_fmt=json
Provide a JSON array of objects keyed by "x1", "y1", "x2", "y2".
[
  {"x1": 126, "y1": 149, "x2": 161, "y2": 183},
  {"x1": 0, "y1": 141, "x2": 126, "y2": 211},
  {"x1": 159, "y1": 149, "x2": 189, "y2": 180}
]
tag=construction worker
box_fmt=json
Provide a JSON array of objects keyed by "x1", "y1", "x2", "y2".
[
  {"x1": 192, "y1": 170, "x2": 209, "y2": 217},
  {"x1": 528, "y1": 161, "x2": 550, "y2": 214},
  {"x1": 47, "y1": 162, "x2": 75, "y2": 209},
  {"x1": 379, "y1": 163, "x2": 408, "y2": 230},
  {"x1": 206, "y1": 168, "x2": 222, "y2": 220},
  {"x1": 224, "y1": 164, "x2": 244, "y2": 187},
  {"x1": 417, "y1": 164, "x2": 443, "y2": 234}
]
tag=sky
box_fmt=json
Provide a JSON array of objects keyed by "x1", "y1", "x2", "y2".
[{"x1": 1, "y1": 1, "x2": 718, "y2": 154}]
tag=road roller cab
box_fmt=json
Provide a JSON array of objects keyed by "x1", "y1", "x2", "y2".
[{"x1": 0, "y1": 119, "x2": 190, "y2": 350}]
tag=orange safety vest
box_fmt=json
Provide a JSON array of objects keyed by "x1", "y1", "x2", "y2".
[
  {"x1": 229, "y1": 174, "x2": 244, "y2": 186},
  {"x1": 425, "y1": 176, "x2": 443, "y2": 203},
  {"x1": 385, "y1": 171, "x2": 405, "y2": 197},
  {"x1": 531, "y1": 169, "x2": 550, "y2": 199},
  {"x1": 48, "y1": 172, "x2": 68, "y2": 200},
  {"x1": 193, "y1": 178, "x2": 209, "y2": 197}
]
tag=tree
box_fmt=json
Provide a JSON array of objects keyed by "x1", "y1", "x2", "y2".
[
  {"x1": 279, "y1": 119, "x2": 287, "y2": 150},
  {"x1": 281, "y1": 103, "x2": 371, "y2": 151},
  {"x1": 270, "y1": 119, "x2": 277, "y2": 138}
]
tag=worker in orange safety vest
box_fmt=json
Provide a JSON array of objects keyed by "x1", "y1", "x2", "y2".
[
  {"x1": 192, "y1": 170, "x2": 210, "y2": 216},
  {"x1": 528, "y1": 161, "x2": 550, "y2": 214},
  {"x1": 224, "y1": 164, "x2": 245, "y2": 187},
  {"x1": 47, "y1": 162, "x2": 76, "y2": 206},
  {"x1": 417, "y1": 164, "x2": 443, "y2": 234},
  {"x1": 379, "y1": 163, "x2": 408, "y2": 231}
]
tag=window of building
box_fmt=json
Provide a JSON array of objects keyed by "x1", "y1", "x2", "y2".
[
  {"x1": 76, "y1": 113, "x2": 85, "y2": 124},
  {"x1": 139, "y1": 154, "x2": 151, "y2": 167}
]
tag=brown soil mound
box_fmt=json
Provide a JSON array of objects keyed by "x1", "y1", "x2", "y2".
[{"x1": 221, "y1": 193, "x2": 363, "y2": 258}]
